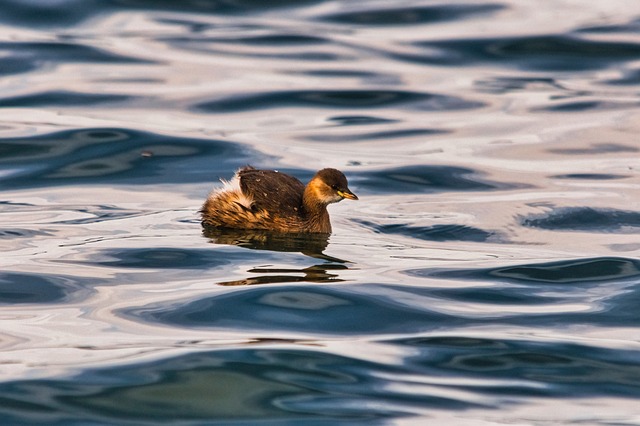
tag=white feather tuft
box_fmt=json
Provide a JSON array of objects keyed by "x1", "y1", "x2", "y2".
[{"x1": 212, "y1": 173, "x2": 253, "y2": 209}]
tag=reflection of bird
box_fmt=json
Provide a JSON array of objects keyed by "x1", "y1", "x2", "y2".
[
  {"x1": 202, "y1": 227, "x2": 348, "y2": 263},
  {"x1": 217, "y1": 264, "x2": 349, "y2": 286},
  {"x1": 201, "y1": 167, "x2": 358, "y2": 233}
]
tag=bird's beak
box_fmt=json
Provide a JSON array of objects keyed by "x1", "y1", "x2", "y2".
[{"x1": 338, "y1": 189, "x2": 358, "y2": 200}]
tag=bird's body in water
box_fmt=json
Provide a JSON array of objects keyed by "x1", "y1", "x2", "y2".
[{"x1": 201, "y1": 167, "x2": 358, "y2": 233}]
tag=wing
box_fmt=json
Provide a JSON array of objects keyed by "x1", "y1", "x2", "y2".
[{"x1": 238, "y1": 168, "x2": 305, "y2": 216}]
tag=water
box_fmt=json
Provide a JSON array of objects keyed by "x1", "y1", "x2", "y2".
[{"x1": 1, "y1": 0, "x2": 639, "y2": 424}]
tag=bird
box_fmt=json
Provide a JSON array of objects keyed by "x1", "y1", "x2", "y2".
[{"x1": 201, "y1": 166, "x2": 358, "y2": 233}]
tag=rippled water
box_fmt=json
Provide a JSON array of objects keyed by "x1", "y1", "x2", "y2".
[{"x1": 1, "y1": 1, "x2": 640, "y2": 424}]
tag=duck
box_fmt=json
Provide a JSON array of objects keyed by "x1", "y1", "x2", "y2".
[{"x1": 201, "y1": 166, "x2": 358, "y2": 233}]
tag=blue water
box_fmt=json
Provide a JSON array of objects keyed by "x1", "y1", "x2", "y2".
[{"x1": 1, "y1": 1, "x2": 640, "y2": 424}]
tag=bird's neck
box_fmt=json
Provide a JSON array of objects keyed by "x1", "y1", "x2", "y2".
[{"x1": 302, "y1": 185, "x2": 331, "y2": 233}]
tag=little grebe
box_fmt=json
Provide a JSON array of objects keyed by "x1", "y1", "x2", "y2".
[{"x1": 201, "y1": 167, "x2": 358, "y2": 233}]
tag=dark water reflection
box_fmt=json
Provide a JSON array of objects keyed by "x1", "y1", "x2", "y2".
[
  {"x1": 410, "y1": 257, "x2": 640, "y2": 326},
  {"x1": 124, "y1": 284, "x2": 455, "y2": 334},
  {"x1": 0, "y1": 272, "x2": 93, "y2": 304},
  {"x1": 548, "y1": 143, "x2": 638, "y2": 155},
  {"x1": 0, "y1": 348, "x2": 444, "y2": 424},
  {"x1": 0, "y1": 0, "x2": 323, "y2": 27},
  {"x1": 0, "y1": 128, "x2": 252, "y2": 189},
  {"x1": 406, "y1": 35, "x2": 640, "y2": 71},
  {"x1": 354, "y1": 165, "x2": 523, "y2": 194},
  {"x1": 522, "y1": 207, "x2": 640, "y2": 233},
  {"x1": 0, "y1": 41, "x2": 152, "y2": 65},
  {"x1": 2, "y1": 339, "x2": 639, "y2": 424},
  {"x1": 90, "y1": 247, "x2": 237, "y2": 270},
  {"x1": 194, "y1": 89, "x2": 484, "y2": 113},
  {"x1": 0, "y1": 91, "x2": 133, "y2": 108},
  {"x1": 552, "y1": 173, "x2": 630, "y2": 180},
  {"x1": 321, "y1": 4, "x2": 505, "y2": 26},
  {"x1": 414, "y1": 256, "x2": 640, "y2": 284},
  {"x1": 358, "y1": 220, "x2": 498, "y2": 242}
]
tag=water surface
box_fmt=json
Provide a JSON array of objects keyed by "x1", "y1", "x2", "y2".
[{"x1": 1, "y1": 0, "x2": 639, "y2": 424}]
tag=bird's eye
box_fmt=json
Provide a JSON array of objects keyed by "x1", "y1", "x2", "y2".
[{"x1": 331, "y1": 185, "x2": 338, "y2": 190}]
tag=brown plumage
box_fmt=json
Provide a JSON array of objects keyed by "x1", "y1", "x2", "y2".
[{"x1": 201, "y1": 166, "x2": 358, "y2": 233}]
